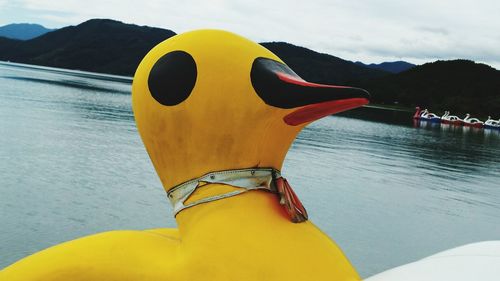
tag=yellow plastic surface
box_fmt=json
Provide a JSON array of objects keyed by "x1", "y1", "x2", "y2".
[
  {"x1": 132, "y1": 29, "x2": 304, "y2": 189},
  {"x1": 0, "y1": 30, "x2": 360, "y2": 281}
]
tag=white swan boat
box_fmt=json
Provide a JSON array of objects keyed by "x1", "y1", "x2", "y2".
[
  {"x1": 484, "y1": 116, "x2": 500, "y2": 129},
  {"x1": 463, "y1": 114, "x2": 484, "y2": 128}
]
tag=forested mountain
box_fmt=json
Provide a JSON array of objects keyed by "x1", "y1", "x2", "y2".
[
  {"x1": 357, "y1": 60, "x2": 500, "y2": 115},
  {"x1": 0, "y1": 23, "x2": 55, "y2": 40},
  {"x1": 0, "y1": 19, "x2": 175, "y2": 75},
  {"x1": 1, "y1": 19, "x2": 498, "y2": 115},
  {"x1": 355, "y1": 61, "x2": 415, "y2": 73},
  {"x1": 261, "y1": 42, "x2": 388, "y2": 84}
]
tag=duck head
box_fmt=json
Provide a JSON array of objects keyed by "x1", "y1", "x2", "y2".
[{"x1": 132, "y1": 30, "x2": 369, "y2": 192}]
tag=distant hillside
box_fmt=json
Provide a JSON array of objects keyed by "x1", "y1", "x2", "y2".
[
  {"x1": 0, "y1": 19, "x2": 386, "y2": 81},
  {"x1": 355, "y1": 61, "x2": 416, "y2": 73},
  {"x1": 261, "y1": 42, "x2": 388, "y2": 85},
  {"x1": 0, "y1": 23, "x2": 54, "y2": 40},
  {"x1": 0, "y1": 19, "x2": 176, "y2": 75},
  {"x1": 358, "y1": 60, "x2": 500, "y2": 115},
  {"x1": 0, "y1": 36, "x2": 19, "y2": 49},
  {"x1": 1, "y1": 18, "x2": 498, "y2": 115}
]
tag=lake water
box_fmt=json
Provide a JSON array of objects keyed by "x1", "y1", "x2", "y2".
[{"x1": 1, "y1": 61, "x2": 499, "y2": 277}]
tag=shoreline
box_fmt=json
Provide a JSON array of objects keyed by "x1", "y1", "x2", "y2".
[{"x1": 1, "y1": 60, "x2": 490, "y2": 119}]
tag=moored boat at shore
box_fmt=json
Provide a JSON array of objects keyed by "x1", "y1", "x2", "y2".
[
  {"x1": 441, "y1": 111, "x2": 464, "y2": 125},
  {"x1": 463, "y1": 113, "x2": 484, "y2": 128},
  {"x1": 420, "y1": 109, "x2": 442, "y2": 123},
  {"x1": 484, "y1": 116, "x2": 500, "y2": 130},
  {"x1": 412, "y1": 107, "x2": 499, "y2": 129}
]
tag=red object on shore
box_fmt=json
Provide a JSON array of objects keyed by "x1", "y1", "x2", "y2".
[{"x1": 413, "y1": 107, "x2": 422, "y2": 119}]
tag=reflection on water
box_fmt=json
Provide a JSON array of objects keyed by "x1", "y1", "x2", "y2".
[
  {"x1": 0, "y1": 62, "x2": 499, "y2": 277},
  {"x1": 2, "y1": 76, "x2": 131, "y2": 95}
]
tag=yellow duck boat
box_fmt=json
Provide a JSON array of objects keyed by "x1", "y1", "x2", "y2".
[
  {"x1": 1, "y1": 29, "x2": 369, "y2": 280},
  {"x1": 2, "y1": 28, "x2": 499, "y2": 281}
]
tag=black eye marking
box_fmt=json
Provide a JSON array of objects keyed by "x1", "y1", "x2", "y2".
[{"x1": 148, "y1": 51, "x2": 197, "y2": 106}]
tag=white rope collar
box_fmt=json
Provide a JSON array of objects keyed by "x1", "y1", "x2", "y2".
[{"x1": 166, "y1": 168, "x2": 308, "y2": 223}]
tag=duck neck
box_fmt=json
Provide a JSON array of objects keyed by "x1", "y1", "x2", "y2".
[
  {"x1": 174, "y1": 185, "x2": 289, "y2": 239},
  {"x1": 166, "y1": 166, "x2": 310, "y2": 238}
]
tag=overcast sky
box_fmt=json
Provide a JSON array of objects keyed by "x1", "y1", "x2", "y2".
[{"x1": 1, "y1": 0, "x2": 499, "y2": 68}]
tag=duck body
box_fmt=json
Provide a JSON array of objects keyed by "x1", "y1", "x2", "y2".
[
  {"x1": 1, "y1": 30, "x2": 369, "y2": 281},
  {"x1": 1, "y1": 189, "x2": 359, "y2": 281}
]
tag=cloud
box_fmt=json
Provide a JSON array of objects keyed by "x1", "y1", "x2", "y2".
[{"x1": 417, "y1": 26, "x2": 449, "y2": 36}]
